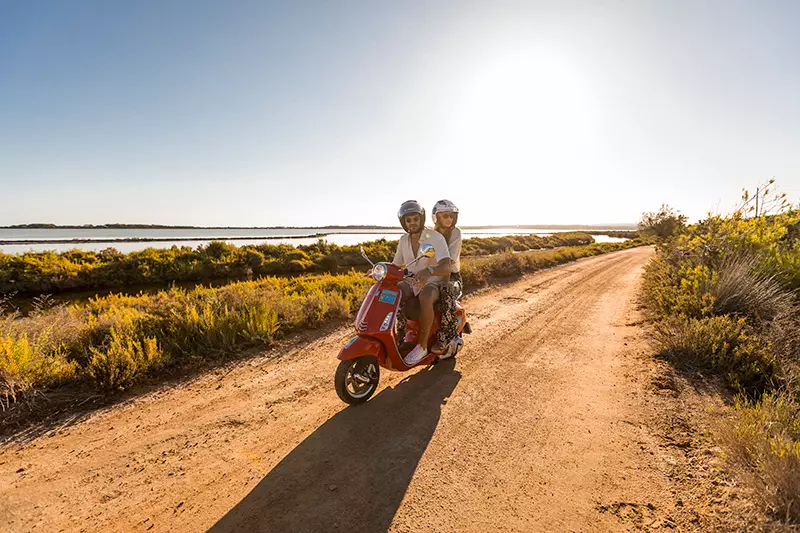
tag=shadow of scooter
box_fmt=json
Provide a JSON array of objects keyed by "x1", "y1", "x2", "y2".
[{"x1": 209, "y1": 358, "x2": 461, "y2": 533}]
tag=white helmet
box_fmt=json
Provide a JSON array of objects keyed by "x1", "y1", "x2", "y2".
[
  {"x1": 432, "y1": 199, "x2": 459, "y2": 226},
  {"x1": 397, "y1": 200, "x2": 425, "y2": 232}
]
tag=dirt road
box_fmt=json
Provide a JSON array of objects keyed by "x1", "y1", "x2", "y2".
[{"x1": 2, "y1": 247, "x2": 726, "y2": 532}]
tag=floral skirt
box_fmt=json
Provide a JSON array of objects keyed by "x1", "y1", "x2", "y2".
[
  {"x1": 435, "y1": 272, "x2": 462, "y2": 345},
  {"x1": 395, "y1": 273, "x2": 462, "y2": 346}
]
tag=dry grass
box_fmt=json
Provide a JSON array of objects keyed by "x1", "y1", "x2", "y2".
[
  {"x1": 0, "y1": 328, "x2": 77, "y2": 409},
  {"x1": 713, "y1": 255, "x2": 795, "y2": 321},
  {"x1": 1, "y1": 272, "x2": 371, "y2": 402},
  {"x1": 766, "y1": 316, "x2": 800, "y2": 398},
  {"x1": 718, "y1": 392, "x2": 800, "y2": 524}
]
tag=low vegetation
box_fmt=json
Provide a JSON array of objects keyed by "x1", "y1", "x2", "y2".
[
  {"x1": 1, "y1": 238, "x2": 648, "y2": 416},
  {"x1": 588, "y1": 229, "x2": 641, "y2": 239},
  {"x1": 1, "y1": 272, "x2": 372, "y2": 405},
  {"x1": 641, "y1": 187, "x2": 799, "y2": 524},
  {"x1": 0, "y1": 232, "x2": 595, "y2": 297}
]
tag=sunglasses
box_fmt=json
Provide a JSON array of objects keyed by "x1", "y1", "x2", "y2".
[{"x1": 438, "y1": 213, "x2": 455, "y2": 219}]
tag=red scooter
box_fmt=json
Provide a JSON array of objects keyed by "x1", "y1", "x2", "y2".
[{"x1": 334, "y1": 244, "x2": 470, "y2": 404}]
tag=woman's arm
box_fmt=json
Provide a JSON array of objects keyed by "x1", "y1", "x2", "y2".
[{"x1": 449, "y1": 229, "x2": 462, "y2": 270}]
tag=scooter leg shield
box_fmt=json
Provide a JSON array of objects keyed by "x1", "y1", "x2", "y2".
[
  {"x1": 337, "y1": 336, "x2": 385, "y2": 362},
  {"x1": 405, "y1": 314, "x2": 444, "y2": 346},
  {"x1": 403, "y1": 320, "x2": 420, "y2": 344},
  {"x1": 456, "y1": 307, "x2": 467, "y2": 333}
]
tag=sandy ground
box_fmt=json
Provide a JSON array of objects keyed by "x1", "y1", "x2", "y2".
[{"x1": 0, "y1": 247, "x2": 756, "y2": 532}]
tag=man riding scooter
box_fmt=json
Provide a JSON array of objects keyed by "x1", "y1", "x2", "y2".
[{"x1": 392, "y1": 200, "x2": 452, "y2": 366}]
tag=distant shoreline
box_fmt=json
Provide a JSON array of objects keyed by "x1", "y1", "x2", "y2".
[
  {"x1": 0, "y1": 227, "x2": 636, "y2": 246},
  {"x1": 0, "y1": 234, "x2": 332, "y2": 245},
  {"x1": 0, "y1": 229, "x2": 628, "y2": 246},
  {"x1": 1, "y1": 223, "x2": 637, "y2": 230}
]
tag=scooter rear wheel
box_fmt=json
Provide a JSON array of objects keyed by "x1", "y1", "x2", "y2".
[{"x1": 335, "y1": 356, "x2": 380, "y2": 405}]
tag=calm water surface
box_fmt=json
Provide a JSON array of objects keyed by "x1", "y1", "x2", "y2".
[{"x1": 0, "y1": 227, "x2": 627, "y2": 254}]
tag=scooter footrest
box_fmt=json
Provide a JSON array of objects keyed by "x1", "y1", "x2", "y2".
[{"x1": 398, "y1": 341, "x2": 416, "y2": 356}]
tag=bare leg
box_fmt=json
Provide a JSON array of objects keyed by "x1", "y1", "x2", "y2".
[
  {"x1": 396, "y1": 280, "x2": 412, "y2": 305},
  {"x1": 418, "y1": 285, "x2": 440, "y2": 351},
  {"x1": 395, "y1": 281, "x2": 412, "y2": 343}
]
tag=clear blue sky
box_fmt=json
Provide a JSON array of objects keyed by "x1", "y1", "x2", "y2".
[{"x1": 1, "y1": 0, "x2": 798, "y2": 227}]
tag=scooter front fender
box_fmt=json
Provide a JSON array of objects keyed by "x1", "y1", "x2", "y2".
[{"x1": 337, "y1": 335, "x2": 386, "y2": 362}]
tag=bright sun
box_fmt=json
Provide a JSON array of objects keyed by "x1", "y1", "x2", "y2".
[{"x1": 447, "y1": 49, "x2": 595, "y2": 162}]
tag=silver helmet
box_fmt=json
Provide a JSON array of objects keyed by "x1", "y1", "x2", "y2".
[
  {"x1": 397, "y1": 200, "x2": 426, "y2": 232},
  {"x1": 432, "y1": 199, "x2": 459, "y2": 226}
]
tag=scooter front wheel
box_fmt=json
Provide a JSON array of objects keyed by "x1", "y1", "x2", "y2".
[{"x1": 335, "y1": 356, "x2": 380, "y2": 405}]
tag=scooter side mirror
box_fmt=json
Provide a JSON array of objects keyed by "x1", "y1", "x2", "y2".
[
  {"x1": 418, "y1": 243, "x2": 435, "y2": 258},
  {"x1": 360, "y1": 246, "x2": 375, "y2": 266}
]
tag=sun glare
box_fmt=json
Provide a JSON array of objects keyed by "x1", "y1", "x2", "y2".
[{"x1": 447, "y1": 50, "x2": 595, "y2": 163}]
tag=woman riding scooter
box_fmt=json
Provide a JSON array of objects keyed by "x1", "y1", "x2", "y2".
[{"x1": 430, "y1": 199, "x2": 462, "y2": 355}]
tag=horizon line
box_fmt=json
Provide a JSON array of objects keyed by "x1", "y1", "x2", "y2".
[{"x1": 2, "y1": 222, "x2": 638, "y2": 230}]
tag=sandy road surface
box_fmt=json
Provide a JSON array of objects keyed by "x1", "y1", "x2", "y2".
[{"x1": 2, "y1": 247, "x2": 711, "y2": 532}]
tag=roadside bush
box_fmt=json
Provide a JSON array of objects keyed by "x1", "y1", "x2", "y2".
[
  {"x1": 653, "y1": 315, "x2": 777, "y2": 393},
  {"x1": 642, "y1": 195, "x2": 800, "y2": 523},
  {"x1": 239, "y1": 304, "x2": 280, "y2": 344},
  {"x1": 764, "y1": 316, "x2": 800, "y2": 399},
  {"x1": 719, "y1": 393, "x2": 800, "y2": 523},
  {"x1": 643, "y1": 210, "x2": 800, "y2": 390},
  {"x1": 0, "y1": 329, "x2": 77, "y2": 408},
  {"x1": 87, "y1": 326, "x2": 165, "y2": 391},
  {"x1": 0, "y1": 271, "x2": 373, "y2": 400}
]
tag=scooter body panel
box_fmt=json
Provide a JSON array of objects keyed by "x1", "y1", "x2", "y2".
[
  {"x1": 337, "y1": 335, "x2": 386, "y2": 363},
  {"x1": 340, "y1": 262, "x2": 468, "y2": 374}
]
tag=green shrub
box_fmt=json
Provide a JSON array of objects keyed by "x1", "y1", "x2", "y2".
[
  {"x1": 240, "y1": 305, "x2": 280, "y2": 343},
  {"x1": 639, "y1": 204, "x2": 687, "y2": 238},
  {"x1": 87, "y1": 325, "x2": 166, "y2": 391},
  {"x1": 642, "y1": 209, "x2": 799, "y2": 389},
  {"x1": 0, "y1": 330, "x2": 77, "y2": 407}
]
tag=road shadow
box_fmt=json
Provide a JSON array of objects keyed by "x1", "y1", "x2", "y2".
[
  {"x1": 651, "y1": 349, "x2": 740, "y2": 405},
  {"x1": 208, "y1": 358, "x2": 461, "y2": 533}
]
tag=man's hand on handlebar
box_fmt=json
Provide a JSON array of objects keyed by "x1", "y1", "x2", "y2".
[{"x1": 413, "y1": 267, "x2": 433, "y2": 282}]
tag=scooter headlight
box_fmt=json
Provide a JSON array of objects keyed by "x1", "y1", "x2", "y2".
[{"x1": 372, "y1": 263, "x2": 387, "y2": 281}]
